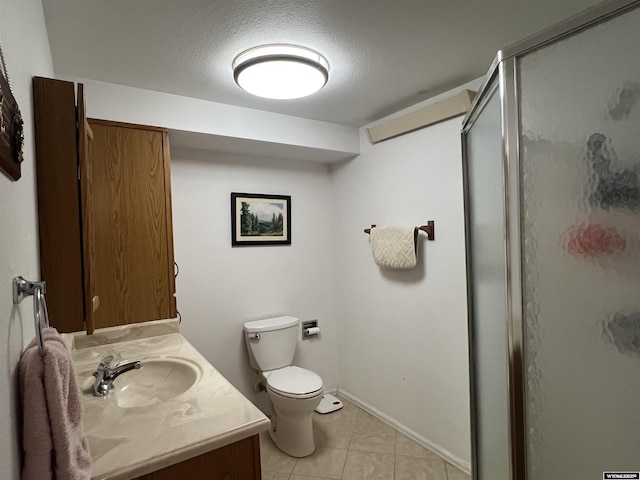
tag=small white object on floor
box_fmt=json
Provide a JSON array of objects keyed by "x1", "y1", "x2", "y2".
[{"x1": 315, "y1": 393, "x2": 343, "y2": 414}]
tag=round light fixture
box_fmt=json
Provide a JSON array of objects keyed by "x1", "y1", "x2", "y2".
[{"x1": 233, "y1": 44, "x2": 329, "y2": 100}]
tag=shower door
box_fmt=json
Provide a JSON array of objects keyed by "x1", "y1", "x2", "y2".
[
  {"x1": 463, "y1": 81, "x2": 511, "y2": 480},
  {"x1": 463, "y1": 1, "x2": 640, "y2": 478},
  {"x1": 519, "y1": 4, "x2": 640, "y2": 478}
]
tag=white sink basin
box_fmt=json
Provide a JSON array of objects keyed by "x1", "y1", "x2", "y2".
[
  {"x1": 113, "y1": 357, "x2": 202, "y2": 408},
  {"x1": 81, "y1": 356, "x2": 202, "y2": 408}
]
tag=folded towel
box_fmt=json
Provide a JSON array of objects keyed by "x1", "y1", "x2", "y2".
[
  {"x1": 370, "y1": 226, "x2": 418, "y2": 269},
  {"x1": 20, "y1": 328, "x2": 92, "y2": 480}
]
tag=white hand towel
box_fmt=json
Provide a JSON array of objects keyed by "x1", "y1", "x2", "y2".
[{"x1": 370, "y1": 226, "x2": 418, "y2": 269}]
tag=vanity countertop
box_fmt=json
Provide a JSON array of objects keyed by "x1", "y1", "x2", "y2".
[{"x1": 66, "y1": 320, "x2": 270, "y2": 480}]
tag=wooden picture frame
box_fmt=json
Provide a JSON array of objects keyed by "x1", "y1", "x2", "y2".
[
  {"x1": 231, "y1": 192, "x2": 291, "y2": 246},
  {"x1": 0, "y1": 68, "x2": 24, "y2": 180}
]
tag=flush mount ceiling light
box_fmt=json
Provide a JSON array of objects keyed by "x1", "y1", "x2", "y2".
[{"x1": 233, "y1": 44, "x2": 329, "y2": 100}]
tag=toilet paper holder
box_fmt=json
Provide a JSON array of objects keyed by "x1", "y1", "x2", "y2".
[{"x1": 302, "y1": 320, "x2": 319, "y2": 340}]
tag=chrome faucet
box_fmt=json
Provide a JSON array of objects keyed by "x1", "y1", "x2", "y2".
[{"x1": 92, "y1": 353, "x2": 143, "y2": 397}]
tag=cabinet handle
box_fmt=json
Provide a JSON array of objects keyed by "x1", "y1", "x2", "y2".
[{"x1": 92, "y1": 295, "x2": 100, "y2": 313}]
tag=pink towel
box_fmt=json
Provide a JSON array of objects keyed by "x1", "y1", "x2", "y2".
[{"x1": 19, "y1": 328, "x2": 92, "y2": 480}]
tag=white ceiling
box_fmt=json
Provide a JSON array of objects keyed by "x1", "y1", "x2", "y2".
[{"x1": 42, "y1": 0, "x2": 603, "y2": 127}]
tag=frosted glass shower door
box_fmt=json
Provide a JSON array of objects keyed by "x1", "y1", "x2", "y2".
[
  {"x1": 464, "y1": 85, "x2": 510, "y2": 480},
  {"x1": 520, "y1": 6, "x2": 640, "y2": 478}
]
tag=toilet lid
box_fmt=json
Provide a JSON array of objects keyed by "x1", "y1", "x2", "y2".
[{"x1": 266, "y1": 366, "x2": 323, "y2": 398}]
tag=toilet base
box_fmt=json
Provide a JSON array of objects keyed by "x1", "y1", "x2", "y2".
[
  {"x1": 269, "y1": 411, "x2": 316, "y2": 457},
  {"x1": 267, "y1": 390, "x2": 322, "y2": 458}
]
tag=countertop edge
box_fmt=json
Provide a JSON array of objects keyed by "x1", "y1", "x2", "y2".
[{"x1": 99, "y1": 417, "x2": 271, "y2": 480}]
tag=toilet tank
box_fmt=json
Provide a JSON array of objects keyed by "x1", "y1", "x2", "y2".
[{"x1": 244, "y1": 316, "x2": 299, "y2": 372}]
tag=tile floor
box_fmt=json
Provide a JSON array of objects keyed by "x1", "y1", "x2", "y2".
[{"x1": 260, "y1": 395, "x2": 471, "y2": 480}]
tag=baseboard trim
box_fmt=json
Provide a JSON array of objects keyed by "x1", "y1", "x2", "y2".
[{"x1": 337, "y1": 388, "x2": 471, "y2": 474}]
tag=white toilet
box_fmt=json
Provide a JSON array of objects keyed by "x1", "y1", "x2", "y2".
[{"x1": 244, "y1": 316, "x2": 323, "y2": 457}]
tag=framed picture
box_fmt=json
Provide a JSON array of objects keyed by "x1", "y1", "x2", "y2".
[{"x1": 231, "y1": 192, "x2": 291, "y2": 246}]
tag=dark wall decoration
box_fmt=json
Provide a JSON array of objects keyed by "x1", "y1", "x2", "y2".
[
  {"x1": 231, "y1": 192, "x2": 291, "y2": 246},
  {"x1": 0, "y1": 45, "x2": 24, "y2": 181}
]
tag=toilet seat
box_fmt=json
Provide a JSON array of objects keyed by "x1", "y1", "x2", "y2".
[{"x1": 265, "y1": 366, "x2": 323, "y2": 399}]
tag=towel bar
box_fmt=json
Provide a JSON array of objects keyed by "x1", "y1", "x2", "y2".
[
  {"x1": 364, "y1": 220, "x2": 435, "y2": 240},
  {"x1": 13, "y1": 276, "x2": 50, "y2": 355}
]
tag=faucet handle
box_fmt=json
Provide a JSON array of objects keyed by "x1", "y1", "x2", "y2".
[{"x1": 100, "y1": 350, "x2": 122, "y2": 369}]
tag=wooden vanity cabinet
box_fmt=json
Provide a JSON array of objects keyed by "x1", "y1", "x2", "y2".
[
  {"x1": 133, "y1": 435, "x2": 262, "y2": 480},
  {"x1": 33, "y1": 77, "x2": 177, "y2": 334}
]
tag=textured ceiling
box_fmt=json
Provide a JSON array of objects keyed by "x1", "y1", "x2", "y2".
[{"x1": 42, "y1": 0, "x2": 603, "y2": 127}]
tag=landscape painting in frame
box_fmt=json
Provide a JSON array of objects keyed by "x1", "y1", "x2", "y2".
[{"x1": 231, "y1": 192, "x2": 291, "y2": 246}]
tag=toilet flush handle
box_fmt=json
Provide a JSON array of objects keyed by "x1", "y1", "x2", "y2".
[{"x1": 247, "y1": 333, "x2": 260, "y2": 341}]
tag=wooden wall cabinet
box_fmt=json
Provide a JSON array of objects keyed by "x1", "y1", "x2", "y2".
[
  {"x1": 33, "y1": 77, "x2": 177, "y2": 334},
  {"x1": 87, "y1": 119, "x2": 177, "y2": 330},
  {"x1": 33, "y1": 77, "x2": 86, "y2": 333}
]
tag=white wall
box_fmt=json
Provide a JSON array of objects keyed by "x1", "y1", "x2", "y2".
[
  {"x1": 0, "y1": 0, "x2": 54, "y2": 477},
  {"x1": 331, "y1": 80, "x2": 481, "y2": 469},
  {"x1": 170, "y1": 148, "x2": 338, "y2": 409}
]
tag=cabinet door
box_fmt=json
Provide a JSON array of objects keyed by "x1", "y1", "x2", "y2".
[
  {"x1": 87, "y1": 119, "x2": 176, "y2": 328},
  {"x1": 33, "y1": 77, "x2": 85, "y2": 333},
  {"x1": 133, "y1": 435, "x2": 261, "y2": 480},
  {"x1": 77, "y1": 84, "x2": 97, "y2": 335}
]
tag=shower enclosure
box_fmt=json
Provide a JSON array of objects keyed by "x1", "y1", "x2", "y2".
[{"x1": 462, "y1": 1, "x2": 640, "y2": 478}]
